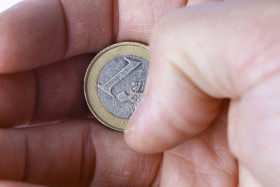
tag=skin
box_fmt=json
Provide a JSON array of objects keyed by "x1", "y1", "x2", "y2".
[{"x1": 0, "y1": 0, "x2": 277, "y2": 186}]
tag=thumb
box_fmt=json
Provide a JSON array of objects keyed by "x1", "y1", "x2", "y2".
[
  {"x1": 125, "y1": 0, "x2": 240, "y2": 153},
  {"x1": 125, "y1": 0, "x2": 280, "y2": 186}
]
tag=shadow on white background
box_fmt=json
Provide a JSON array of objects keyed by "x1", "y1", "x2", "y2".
[{"x1": 0, "y1": 0, "x2": 22, "y2": 13}]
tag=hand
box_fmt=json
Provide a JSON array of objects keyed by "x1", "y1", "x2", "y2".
[
  {"x1": 125, "y1": 0, "x2": 280, "y2": 186},
  {"x1": 0, "y1": 0, "x2": 271, "y2": 186},
  {"x1": 0, "y1": 0, "x2": 188, "y2": 186}
]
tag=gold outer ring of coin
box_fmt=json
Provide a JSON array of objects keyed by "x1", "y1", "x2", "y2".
[{"x1": 84, "y1": 42, "x2": 150, "y2": 132}]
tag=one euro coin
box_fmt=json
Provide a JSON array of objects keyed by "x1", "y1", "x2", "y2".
[{"x1": 84, "y1": 42, "x2": 149, "y2": 132}]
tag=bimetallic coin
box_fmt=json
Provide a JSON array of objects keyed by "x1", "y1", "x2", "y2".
[{"x1": 84, "y1": 42, "x2": 149, "y2": 132}]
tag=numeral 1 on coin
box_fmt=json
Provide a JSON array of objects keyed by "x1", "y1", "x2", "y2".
[{"x1": 98, "y1": 57, "x2": 141, "y2": 97}]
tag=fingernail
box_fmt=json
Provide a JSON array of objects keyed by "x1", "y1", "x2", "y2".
[{"x1": 124, "y1": 99, "x2": 144, "y2": 134}]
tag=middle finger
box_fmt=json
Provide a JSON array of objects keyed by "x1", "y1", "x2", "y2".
[{"x1": 0, "y1": 54, "x2": 93, "y2": 127}]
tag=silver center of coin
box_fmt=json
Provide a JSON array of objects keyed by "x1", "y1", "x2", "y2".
[{"x1": 97, "y1": 55, "x2": 149, "y2": 119}]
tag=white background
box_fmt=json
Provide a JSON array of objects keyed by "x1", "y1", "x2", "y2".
[{"x1": 0, "y1": 0, "x2": 22, "y2": 13}]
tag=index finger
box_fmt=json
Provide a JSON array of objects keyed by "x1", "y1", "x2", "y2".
[
  {"x1": 0, "y1": 0, "x2": 188, "y2": 73},
  {"x1": 0, "y1": 0, "x2": 113, "y2": 73}
]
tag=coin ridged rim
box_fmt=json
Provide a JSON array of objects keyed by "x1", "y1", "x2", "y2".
[{"x1": 84, "y1": 42, "x2": 149, "y2": 132}]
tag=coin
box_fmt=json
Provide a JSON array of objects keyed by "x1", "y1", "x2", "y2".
[{"x1": 84, "y1": 42, "x2": 149, "y2": 132}]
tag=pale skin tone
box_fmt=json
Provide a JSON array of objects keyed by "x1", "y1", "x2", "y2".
[{"x1": 0, "y1": 0, "x2": 278, "y2": 186}]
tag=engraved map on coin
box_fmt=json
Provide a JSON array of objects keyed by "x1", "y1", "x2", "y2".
[{"x1": 97, "y1": 55, "x2": 149, "y2": 119}]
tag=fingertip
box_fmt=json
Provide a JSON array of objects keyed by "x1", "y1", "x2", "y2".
[
  {"x1": 124, "y1": 87, "x2": 208, "y2": 154},
  {"x1": 124, "y1": 99, "x2": 155, "y2": 153},
  {"x1": 124, "y1": 96, "x2": 173, "y2": 153}
]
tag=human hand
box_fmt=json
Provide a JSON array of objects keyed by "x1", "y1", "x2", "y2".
[
  {"x1": 0, "y1": 0, "x2": 271, "y2": 186},
  {"x1": 0, "y1": 0, "x2": 190, "y2": 186},
  {"x1": 125, "y1": 0, "x2": 280, "y2": 186}
]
